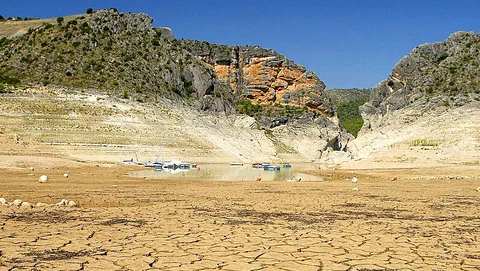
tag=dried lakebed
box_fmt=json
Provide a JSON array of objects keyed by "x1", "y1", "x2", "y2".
[{"x1": 0, "y1": 165, "x2": 479, "y2": 270}]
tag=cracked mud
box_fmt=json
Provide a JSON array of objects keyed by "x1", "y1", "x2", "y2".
[{"x1": 0, "y1": 166, "x2": 479, "y2": 270}]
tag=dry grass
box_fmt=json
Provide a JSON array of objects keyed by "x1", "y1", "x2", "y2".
[
  {"x1": 0, "y1": 15, "x2": 79, "y2": 38},
  {"x1": 409, "y1": 138, "x2": 440, "y2": 147}
]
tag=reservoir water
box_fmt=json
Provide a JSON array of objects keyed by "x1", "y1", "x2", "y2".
[{"x1": 129, "y1": 164, "x2": 324, "y2": 182}]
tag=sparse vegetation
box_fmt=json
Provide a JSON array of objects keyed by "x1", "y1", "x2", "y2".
[
  {"x1": 436, "y1": 52, "x2": 449, "y2": 63},
  {"x1": 56, "y1": 16, "x2": 64, "y2": 24},
  {"x1": 86, "y1": 8, "x2": 94, "y2": 14},
  {"x1": 151, "y1": 37, "x2": 160, "y2": 46},
  {"x1": 326, "y1": 88, "x2": 371, "y2": 137},
  {"x1": 236, "y1": 99, "x2": 262, "y2": 116},
  {"x1": 122, "y1": 90, "x2": 129, "y2": 99},
  {"x1": 410, "y1": 139, "x2": 440, "y2": 147}
]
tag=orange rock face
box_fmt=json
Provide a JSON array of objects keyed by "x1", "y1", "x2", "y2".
[{"x1": 181, "y1": 41, "x2": 334, "y2": 117}]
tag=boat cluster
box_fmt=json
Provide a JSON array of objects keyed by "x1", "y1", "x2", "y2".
[
  {"x1": 121, "y1": 158, "x2": 196, "y2": 171},
  {"x1": 250, "y1": 162, "x2": 291, "y2": 171}
]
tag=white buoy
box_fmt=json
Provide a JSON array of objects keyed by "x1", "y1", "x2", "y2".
[
  {"x1": 39, "y1": 175, "x2": 48, "y2": 183},
  {"x1": 20, "y1": 202, "x2": 33, "y2": 208},
  {"x1": 0, "y1": 198, "x2": 7, "y2": 205},
  {"x1": 29, "y1": 167, "x2": 34, "y2": 171},
  {"x1": 56, "y1": 199, "x2": 67, "y2": 206},
  {"x1": 36, "y1": 202, "x2": 49, "y2": 208},
  {"x1": 12, "y1": 199, "x2": 22, "y2": 207},
  {"x1": 351, "y1": 177, "x2": 358, "y2": 183},
  {"x1": 63, "y1": 173, "x2": 69, "y2": 178},
  {"x1": 67, "y1": 200, "x2": 78, "y2": 207}
]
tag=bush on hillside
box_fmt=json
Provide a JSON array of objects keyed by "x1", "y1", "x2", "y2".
[
  {"x1": 336, "y1": 97, "x2": 368, "y2": 137},
  {"x1": 86, "y1": 8, "x2": 94, "y2": 14},
  {"x1": 236, "y1": 99, "x2": 262, "y2": 116}
]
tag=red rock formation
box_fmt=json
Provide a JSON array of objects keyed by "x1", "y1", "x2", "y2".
[{"x1": 183, "y1": 41, "x2": 334, "y2": 117}]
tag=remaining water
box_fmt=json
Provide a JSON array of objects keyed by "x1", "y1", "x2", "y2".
[{"x1": 129, "y1": 164, "x2": 324, "y2": 182}]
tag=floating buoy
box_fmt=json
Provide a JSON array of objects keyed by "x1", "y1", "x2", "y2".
[
  {"x1": 63, "y1": 173, "x2": 69, "y2": 178},
  {"x1": 39, "y1": 175, "x2": 48, "y2": 183},
  {"x1": 351, "y1": 177, "x2": 358, "y2": 183}
]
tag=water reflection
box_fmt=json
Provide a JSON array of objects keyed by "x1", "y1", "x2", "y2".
[{"x1": 129, "y1": 164, "x2": 324, "y2": 182}]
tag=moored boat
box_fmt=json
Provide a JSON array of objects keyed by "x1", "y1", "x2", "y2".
[{"x1": 264, "y1": 165, "x2": 281, "y2": 171}]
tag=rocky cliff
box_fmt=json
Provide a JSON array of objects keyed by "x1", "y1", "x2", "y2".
[
  {"x1": 180, "y1": 40, "x2": 335, "y2": 118},
  {"x1": 360, "y1": 31, "x2": 480, "y2": 134},
  {"x1": 348, "y1": 31, "x2": 480, "y2": 166}
]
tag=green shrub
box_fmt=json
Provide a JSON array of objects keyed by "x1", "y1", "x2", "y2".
[
  {"x1": 436, "y1": 53, "x2": 449, "y2": 63},
  {"x1": 442, "y1": 100, "x2": 450, "y2": 106},
  {"x1": 336, "y1": 97, "x2": 368, "y2": 137},
  {"x1": 86, "y1": 8, "x2": 94, "y2": 14},
  {"x1": 104, "y1": 39, "x2": 113, "y2": 50},
  {"x1": 56, "y1": 17, "x2": 64, "y2": 24},
  {"x1": 236, "y1": 99, "x2": 261, "y2": 116},
  {"x1": 122, "y1": 90, "x2": 129, "y2": 99},
  {"x1": 151, "y1": 38, "x2": 160, "y2": 46},
  {"x1": 0, "y1": 74, "x2": 21, "y2": 85}
]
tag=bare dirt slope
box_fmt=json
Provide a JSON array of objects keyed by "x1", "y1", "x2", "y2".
[
  {"x1": 0, "y1": 86, "x2": 331, "y2": 166},
  {"x1": 345, "y1": 102, "x2": 480, "y2": 169}
]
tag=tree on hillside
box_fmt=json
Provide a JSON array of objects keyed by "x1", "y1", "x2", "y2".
[
  {"x1": 86, "y1": 8, "x2": 94, "y2": 14},
  {"x1": 0, "y1": 14, "x2": 4, "y2": 20},
  {"x1": 56, "y1": 16, "x2": 64, "y2": 24}
]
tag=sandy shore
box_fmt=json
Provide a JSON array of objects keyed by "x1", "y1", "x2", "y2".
[{"x1": 1, "y1": 164, "x2": 479, "y2": 271}]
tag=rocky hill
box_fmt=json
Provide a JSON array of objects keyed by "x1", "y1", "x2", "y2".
[
  {"x1": 0, "y1": 9, "x2": 235, "y2": 113},
  {"x1": 360, "y1": 31, "x2": 480, "y2": 133},
  {"x1": 348, "y1": 31, "x2": 480, "y2": 166},
  {"x1": 0, "y1": 9, "x2": 350, "y2": 163}
]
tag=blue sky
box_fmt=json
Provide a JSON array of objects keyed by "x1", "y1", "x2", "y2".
[{"x1": 2, "y1": 0, "x2": 479, "y2": 89}]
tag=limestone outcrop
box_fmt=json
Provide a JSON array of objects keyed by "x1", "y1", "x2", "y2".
[
  {"x1": 180, "y1": 40, "x2": 335, "y2": 118},
  {"x1": 359, "y1": 31, "x2": 480, "y2": 134}
]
